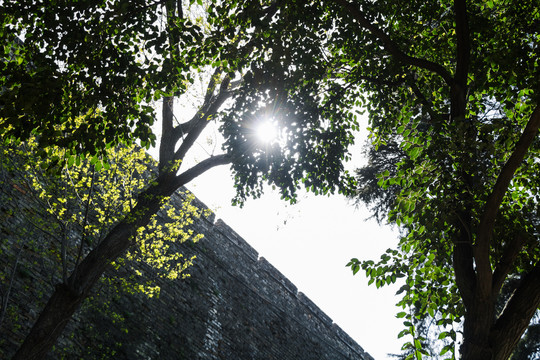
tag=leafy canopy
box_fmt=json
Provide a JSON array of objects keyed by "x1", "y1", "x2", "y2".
[
  {"x1": 0, "y1": 0, "x2": 206, "y2": 155},
  {"x1": 1, "y1": 0, "x2": 360, "y2": 204}
]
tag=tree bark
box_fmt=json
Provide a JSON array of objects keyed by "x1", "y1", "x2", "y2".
[
  {"x1": 460, "y1": 297, "x2": 495, "y2": 360},
  {"x1": 458, "y1": 263, "x2": 540, "y2": 360}
]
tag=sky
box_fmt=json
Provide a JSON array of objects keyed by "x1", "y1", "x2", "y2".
[{"x1": 162, "y1": 110, "x2": 407, "y2": 360}]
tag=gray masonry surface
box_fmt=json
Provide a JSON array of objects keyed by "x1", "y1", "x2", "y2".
[{"x1": 0, "y1": 162, "x2": 374, "y2": 359}]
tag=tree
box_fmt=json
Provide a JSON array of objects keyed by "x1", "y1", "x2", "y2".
[
  {"x1": 208, "y1": 1, "x2": 540, "y2": 359},
  {"x1": 0, "y1": 137, "x2": 204, "y2": 356},
  {"x1": 356, "y1": 139, "x2": 540, "y2": 360},
  {"x1": 1, "y1": 1, "x2": 356, "y2": 358}
]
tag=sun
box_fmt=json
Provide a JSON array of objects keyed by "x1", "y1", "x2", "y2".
[{"x1": 256, "y1": 119, "x2": 278, "y2": 144}]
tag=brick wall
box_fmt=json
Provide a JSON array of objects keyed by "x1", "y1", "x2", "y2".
[{"x1": 0, "y1": 163, "x2": 374, "y2": 360}]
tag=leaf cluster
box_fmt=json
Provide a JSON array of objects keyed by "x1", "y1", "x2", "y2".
[
  {"x1": 341, "y1": 0, "x2": 540, "y2": 357},
  {"x1": 1, "y1": 133, "x2": 204, "y2": 297},
  {"x1": 205, "y1": 0, "x2": 363, "y2": 203}
]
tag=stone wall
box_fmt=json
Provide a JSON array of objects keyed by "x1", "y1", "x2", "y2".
[{"x1": 0, "y1": 165, "x2": 373, "y2": 359}]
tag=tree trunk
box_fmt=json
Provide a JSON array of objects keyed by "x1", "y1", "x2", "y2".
[
  {"x1": 458, "y1": 262, "x2": 540, "y2": 360},
  {"x1": 460, "y1": 298, "x2": 495, "y2": 360},
  {"x1": 12, "y1": 180, "x2": 174, "y2": 360},
  {"x1": 12, "y1": 283, "x2": 90, "y2": 360}
]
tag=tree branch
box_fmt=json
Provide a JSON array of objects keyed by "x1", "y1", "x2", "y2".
[
  {"x1": 170, "y1": 68, "x2": 225, "y2": 145},
  {"x1": 449, "y1": 0, "x2": 470, "y2": 119},
  {"x1": 171, "y1": 117, "x2": 196, "y2": 143},
  {"x1": 165, "y1": 0, "x2": 181, "y2": 46},
  {"x1": 410, "y1": 80, "x2": 439, "y2": 122},
  {"x1": 492, "y1": 235, "x2": 525, "y2": 297},
  {"x1": 453, "y1": 218, "x2": 476, "y2": 310},
  {"x1": 490, "y1": 262, "x2": 540, "y2": 360},
  {"x1": 176, "y1": 0, "x2": 183, "y2": 19},
  {"x1": 203, "y1": 68, "x2": 223, "y2": 107},
  {"x1": 159, "y1": 0, "x2": 184, "y2": 173},
  {"x1": 454, "y1": 0, "x2": 470, "y2": 88},
  {"x1": 475, "y1": 104, "x2": 540, "y2": 296},
  {"x1": 73, "y1": 165, "x2": 96, "y2": 275},
  {"x1": 0, "y1": 247, "x2": 23, "y2": 328},
  {"x1": 331, "y1": 0, "x2": 454, "y2": 86},
  {"x1": 175, "y1": 154, "x2": 231, "y2": 187},
  {"x1": 159, "y1": 96, "x2": 176, "y2": 174},
  {"x1": 173, "y1": 75, "x2": 231, "y2": 164}
]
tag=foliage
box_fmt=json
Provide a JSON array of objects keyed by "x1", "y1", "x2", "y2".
[
  {"x1": 206, "y1": 1, "x2": 360, "y2": 202},
  {"x1": 0, "y1": 0, "x2": 358, "y2": 203},
  {"x1": 0, "y1": 135, "x2": 205, "y2": 318},
  {"x1": 345, "y1": 1, "x2": 539, "y2": 359},
  {"x1": 113, "y1": 191, "x2": 209, "y2": 297},
  {"x1": 210, "y1": 0, "x2": 540, "y2": 359}
]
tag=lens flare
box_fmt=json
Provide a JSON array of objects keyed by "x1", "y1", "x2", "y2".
[{"x1": 256, "y1": 119, "x2": 278, "y2": 143}]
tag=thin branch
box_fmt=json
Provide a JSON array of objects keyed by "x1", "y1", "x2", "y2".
[
  {"x1": 228, "y1": 79, "x2": 244, "y2": 91},
  {"x1": 453, "y1": 0, "x2": 470, "y2": 89},
  {"x1": 173, "y1": 75, "x2": 232, "y2": 164},
  {"x1": 410, "y1": 81, "x2": 439, "y2": 122},
  {"x1": 331, "y1": 0, "x2": 454, "y2": 86},
  {"x1": 0, "y1": 247, "x2": 23, "y2": 328},
  {"x1": 170, "y1": 68, "x2": 225, "y2": 145},
  {"x1": 492, "y1": 235, "x2": 525, "y2": 297},
  {"x1": 122, "y1": 0, "x2": 167, "y2": 19},
  {"x1": 352, "y1": 72, "x2": 404, "y2": 87},
  {"x1": 61, "y1": 225, "x2": 68, "y2": 283},
  {"x1": 61, "y1": 171, "x2": 69, "y2": 283},
  {"x1": 73, "y1": 165, "x2": 96, "y2": 275},
  {"x1": 203, "y1": 68, "x2": 223, "y2": 108},
  {"x1": 24, "y1": 217, "x2": 62, "y2": 243}
]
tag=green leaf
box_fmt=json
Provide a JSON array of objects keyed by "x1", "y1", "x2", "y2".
[
  {"x1": 67, "y1": 155, "x2": 75, "y2": 167},
  {"x1": 409, "y1": 147, "x2": 421, "y2": 160}
]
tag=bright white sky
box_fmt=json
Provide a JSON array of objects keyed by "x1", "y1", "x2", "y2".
[{"x1": 153, "y1": 99, "x2": 407, "y2": 359}]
